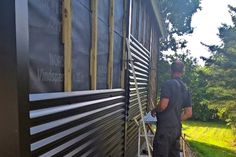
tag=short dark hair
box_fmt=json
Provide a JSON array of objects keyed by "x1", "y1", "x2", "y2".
[{"x1": 171, "y1": 60, "x2": 184, "y2": 73}]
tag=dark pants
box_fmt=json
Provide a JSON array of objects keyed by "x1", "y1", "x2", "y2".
[{"x1": 153, "y1": 128, "x2": 181, "y2": 157}]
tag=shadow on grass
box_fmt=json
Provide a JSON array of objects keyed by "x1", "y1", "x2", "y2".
[{"x1": 188, "y1": 140, "x2": 236, "y2": 157}]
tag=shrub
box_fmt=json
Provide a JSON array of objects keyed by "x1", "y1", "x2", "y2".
[{"x1": 192, "y1": 103, "x2": 218, "y2": 121}]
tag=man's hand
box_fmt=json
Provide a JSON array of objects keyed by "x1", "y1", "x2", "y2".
[
  {"x1": 181, "y1": 107, "x2": 192, "y2": 121},
  {"x1": 151, "y1": 98, "x2": 169, "y2": 117},
  {"x1": 151, "y1": 108, "x2": 158, "y2": 117}
]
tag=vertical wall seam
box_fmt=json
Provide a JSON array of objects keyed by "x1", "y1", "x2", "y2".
[{"x1": 121, "y1": 0, "x2": 127, "y2": 89}]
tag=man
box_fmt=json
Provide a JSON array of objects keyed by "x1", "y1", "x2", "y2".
[{"x1": 151, "y1": 60, "x2": 192, "y2": 157}]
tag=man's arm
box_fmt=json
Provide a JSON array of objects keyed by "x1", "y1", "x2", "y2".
[
  {"x1": 151, "y1": 98, "x2": 169, "y2": 117},
  {"x1": 181, "y1": 107, "x2": 192, "y2": 121},
  {"x1": 151, "y1": 80, "x2": 171, "y2": 117}
]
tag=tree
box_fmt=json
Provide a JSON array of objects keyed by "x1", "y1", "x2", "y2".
[
  {"x1": 202, "y1": 6, "x2": 236, "y2": 135},
  {"x1": 159, "y1": 0, "x2": 200, "y2": 51}
]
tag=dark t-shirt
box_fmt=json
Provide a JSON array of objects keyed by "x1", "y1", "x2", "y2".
[{"x1": 156, "y1": 78, "x2": 192, "y2": 129}]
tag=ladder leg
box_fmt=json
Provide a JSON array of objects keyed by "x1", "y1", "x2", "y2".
[{"x1": 138, "y1": 125, "x2": 141, "y2": 156}]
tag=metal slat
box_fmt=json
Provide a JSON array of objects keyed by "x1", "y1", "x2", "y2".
[
  {"x1": 129, "y1": 87, "x2": 147, "y2": 91},
  {"x1": 30, "y1": 89, "x2": 124, "y2": 109},
  {"x1": 30, "y1": 102, "x2": 124, "y2": 135},
  {"x1": 127, "y1": 132, "x2": 137, "y2": 146},
  {"x1": 129, "y1": 90, "x2": 147, "y2": 98},
  {"x1": 129, "y1": 82, "x2": 148, "y2": 86},
  {"x1": 128, "y1": 70, "x2": 149, "y2": 79},
  {"x1": 130, "y1": 51, "x2": 149, "y2": 67},
  {"x1": 127, "y1": 140, "x2": 138, "y2": 157},
  {"x1": 129, "y1": 96, "x2": 147, "y2": 106},
  {"x1": 31, "y1": 109, "x2": 125, "y2": 156},
  {"x1": 129, "y1": 102, "x2": 147, "y2": 113},
  {"x1": 31, "y1": 128, "x2": 97, "y2": 156},
  {"x1": 128, "y1": 63, "x2": 149, "y2": 75},
  {"x1": 129, "y1": 84, "x2": 148, "y2": 89},
  {"x1": 128, "y1": 101, "x2": 147, "y2": 113},
  {"x1": 30, "y1": 105, "x2": 124, "y2": 144},
  {"x1": 130, "y1": 45, "x2": 149, "y2": 62},
  {"x1": 30, "y1": 89, "x2": 124, "y2": 102},
  {"x1": 130, "y1": 34, "x2": 149, "y2": 55},
  {"x1": 129, "y1": 63, "x2": 149, "y2": 74},
  {"x1": 129, "y1": 105, "x2": 147, "y2": 119},
  {"x1": 52, "y1": 113, "x2": 124, "y2": 157},
  {"x1": 129, "y1": 95, "x2": 147, "y2": 105},
  {"x1": 29, "y1": 89, "x2": 126, "y2": 156},
  {"x1": 63, "y1": 140, "x2": 96, "y2": 157},
  {"x1": 130, "y1": 89, "x2": 147, "y2": 95},
  {"x1": 129, "y1": 93, "x2": 147, "y2": 100},
  {"x1": 31, "y1": 108, "x2": 125, "y2": 154},
  {"x1": 30, "y1": 96, "x2": 124, "y2": 126},
  {"x1": 58, "y1": 115, "x2": 124, "y2": 157},
  {"x1": 130, "y1": 40, "x2": 150, "y2": 60},
  {"x1": 129, "y1": 81, "x2": 148, "y2": 86},
  {"x1": 108, "y1": 141, "x2": 124, "y2": 157},
  {"x1": 134, "y1": 61, "x2": 149, "y2": 71},
  {"x1": 129, "y1": 98, "x2": 147, "y2": 108},
  {"x1": 103, "y1": 131, "x2": 124, "y2": 155},
  {"x1": 30, "y1": 96, "x2": 124, "y2": 119},
  {"x1": 129, "y1": 77, "x2": 148, "y2": 83},
  {"x1": 127, "y1": 125, "x2": 138, "y2": 141}
]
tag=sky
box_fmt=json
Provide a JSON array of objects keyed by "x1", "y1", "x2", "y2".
[{"x1": 165, "y1": 0, "x2": 236, "y2": 65}]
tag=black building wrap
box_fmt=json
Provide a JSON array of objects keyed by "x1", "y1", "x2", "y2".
[
  {"x1": 29, "y1": 0, "x2": 124, "y2": 93},
  {"x1": 71, "y1": 0, "x2": 91, "y2": 91},
  {"x1": 29, "y1": 0, "x2": 64, "y2": 93}
]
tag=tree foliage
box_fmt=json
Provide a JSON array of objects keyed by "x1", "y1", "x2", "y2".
[
  {"x1": 160, "y1": 0, "x2": 200, "y2": 35},
  {"x1": 159, "y1": 0, "x2": 200, "y2": 51},
  {"x1": 202, "y1": 6, "x2": 236, "y2": 133}
]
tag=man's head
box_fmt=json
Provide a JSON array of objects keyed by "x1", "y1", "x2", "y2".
[{"x1": 170, "y1": 60, "x2": 184, "y2": 78}]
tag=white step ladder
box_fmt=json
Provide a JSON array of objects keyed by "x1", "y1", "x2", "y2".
[{"x1": 135, "y1": 112, "x2": 156, "y2": 157}]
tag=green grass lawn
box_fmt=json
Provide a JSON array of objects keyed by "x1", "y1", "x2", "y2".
[{"x1": 182, "y1": 121, "x2": 236, "y2": 157}]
